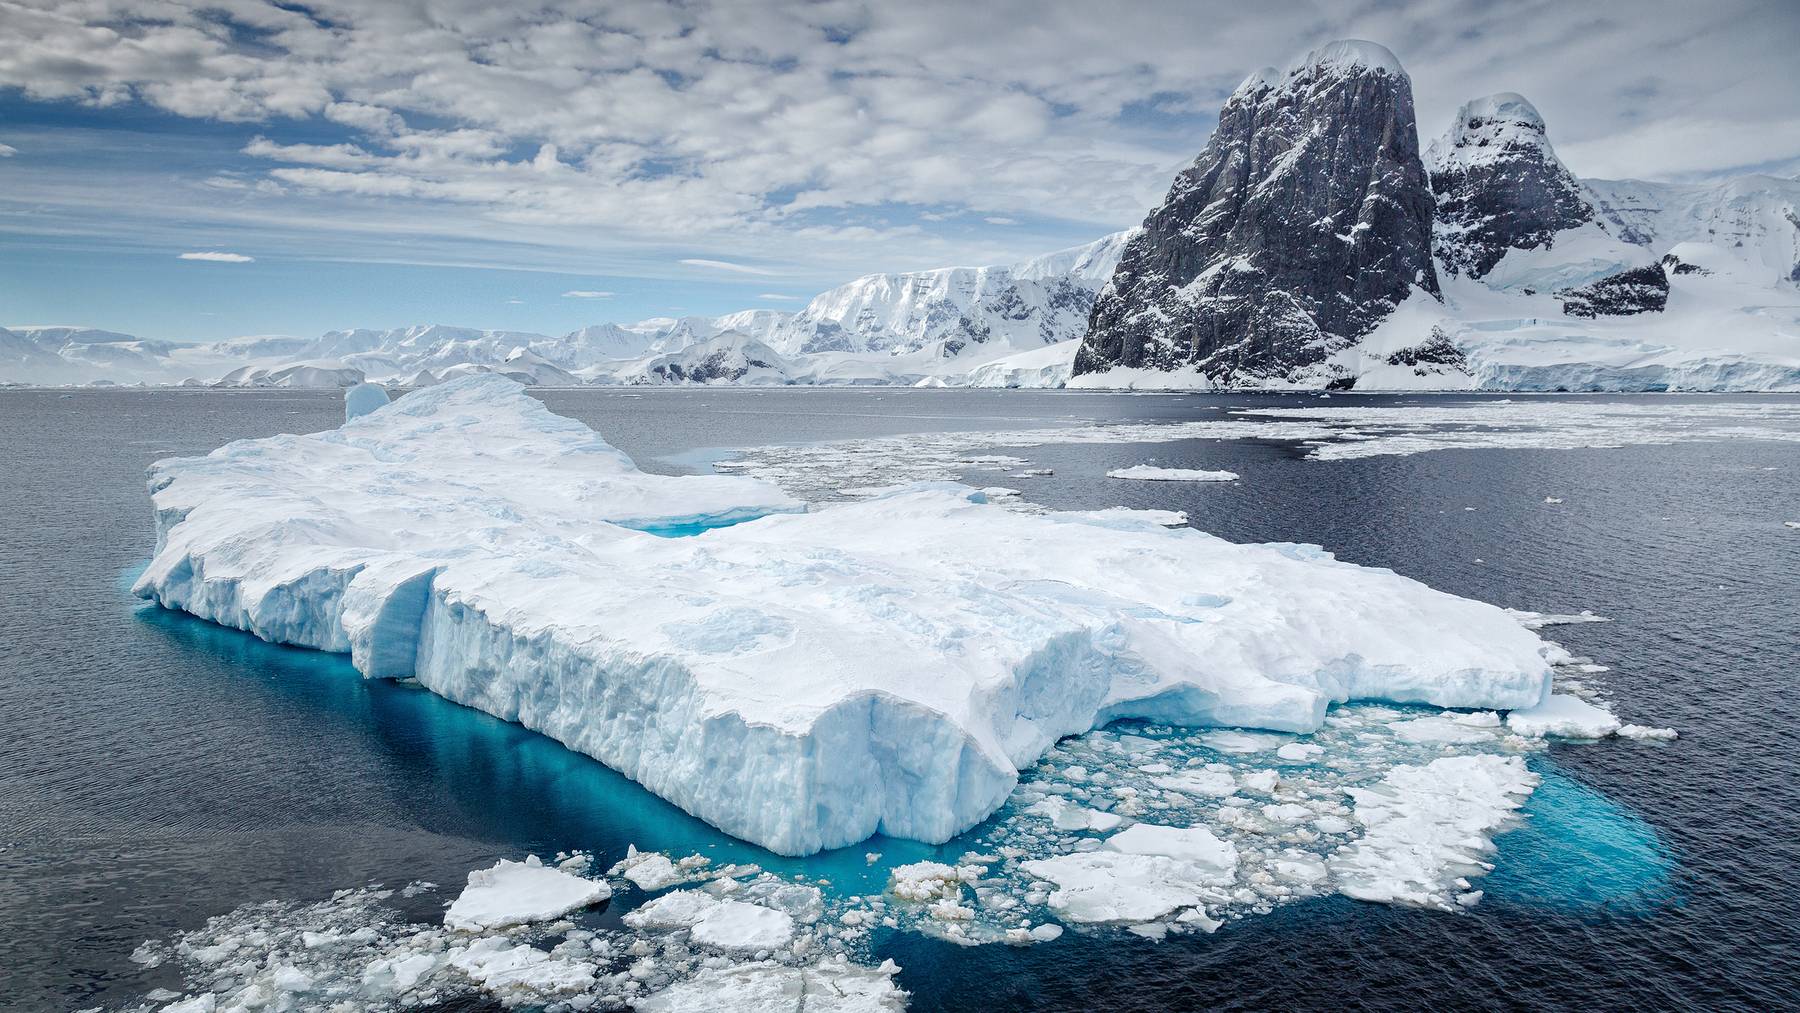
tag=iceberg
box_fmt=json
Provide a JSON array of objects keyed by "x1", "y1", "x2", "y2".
[{"x1": 135, "y1": 374, "x2": 1557, "y2": 856}]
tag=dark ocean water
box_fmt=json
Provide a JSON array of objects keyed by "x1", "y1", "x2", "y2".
[{"x1": 1, "y1": 387, "x2": 1797, "y2": 1011}]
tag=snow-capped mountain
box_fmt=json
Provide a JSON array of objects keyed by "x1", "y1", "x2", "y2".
[
  {"x1": 1075, "y1": 40, "x2": 1439, "y2": 388},
  {"x1": 762, "y1": 231, "x2": 1132, "y2": 360},
  {"x1": 1070, "y1": 40, "x2": 1799, "y2": 392}
]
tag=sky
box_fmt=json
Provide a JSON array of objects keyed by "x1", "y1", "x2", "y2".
[{"x1": 2, "y1": 0, "x2": 1797, "y2": 343}]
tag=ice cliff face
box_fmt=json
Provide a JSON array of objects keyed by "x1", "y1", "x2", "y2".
[
  {"x1": 1074, "y1": 40, "x2": 1439, "y2": 387},
  {"x1": 134, "y1": 375, "x2": 1557, "y2": 856},
  {"x1": 1426, "y1": 93, "x2": 1596, "y2": 279}
]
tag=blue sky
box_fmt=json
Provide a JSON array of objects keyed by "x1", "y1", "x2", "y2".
[{"x1": 2, "y1": 0, "x2": 1796, "y2": 343}]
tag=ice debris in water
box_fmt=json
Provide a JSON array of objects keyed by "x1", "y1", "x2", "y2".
[
  {"x1": 1105, "y1": 465, "x2": 1240, "y2": 482},
  {"x1": 712, "y1": 400, "x2": 1800, "y2": 501},
  {"x1": 124, "y1": 850, "x2": 902, "y2": 1013},
  {"x1": 134, "y1": 374, "x2": 1559, "y2": 857},
  {"x1": 123, "y1": 639, "x2": 1662, "y2": 1010},
  {"x1": 1504, "y1": 608, "x2": 1611, "y2": 630}
]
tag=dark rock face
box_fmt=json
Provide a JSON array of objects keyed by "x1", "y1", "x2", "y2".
[
  {"x1": 1384, "y1": 329, "x2": 1468, "y2": 371},
  {"x1": 1427, "y1": 94, "x2": 1593, "y2": 278},
  {"x1": 1557, "y1": 264, "x2": 1670, "y2": 317},
  {"x1": 648, "y1": 334, "x2": 785, "y2": 383},
  {"x1": 1074, "y1": 41, "x2": 1438, "y2": 386},
  {"x1": 1662, "y1": 252, "x2": 1710, "y2": 276}
]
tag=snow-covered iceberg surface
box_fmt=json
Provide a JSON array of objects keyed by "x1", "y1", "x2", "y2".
[{"x1": 135, "y1": 375, "x2": 1558, "y2": 856}]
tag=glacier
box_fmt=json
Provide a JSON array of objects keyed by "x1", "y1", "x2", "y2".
[{"x1": 133, "y1": 374, "x2": 1563, "y2": 856}]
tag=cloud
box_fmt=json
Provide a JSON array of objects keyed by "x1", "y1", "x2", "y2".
[
  {"x1": 2, "y1": 0, "x2": 1797, "y2": 290},
  {"x1": 561, "y1": 290, "x2": 614, "y2": 299},
  {"x1": 757, "y1": 293, "x2": 805, "y2": 301},
  {"x1": 0, "y1": 143, "x2": 16, "y2": 157},
  {"x1": 680, "y1": 258, "x2": 781, "y2": 276},
  {"x1": 178, "y1": 251, "x2": 254, "y2": 262}
]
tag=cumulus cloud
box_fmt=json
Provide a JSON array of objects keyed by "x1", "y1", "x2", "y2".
[
  {"x1": 178, "y1": 251, "x2": 254, "y2": 262},
  {"x1": 2, "y1": 0, "x2": 1796, "y2": 281},
  {"x1": 561, "y1": 290, "x2": 613, "y2": 299}
]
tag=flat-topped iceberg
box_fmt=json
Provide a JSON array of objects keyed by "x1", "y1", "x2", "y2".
[{"x1": 134, "y1": 375, "x2": 1556, "y2": 855}]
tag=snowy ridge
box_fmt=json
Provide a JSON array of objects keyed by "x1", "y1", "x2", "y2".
[
  {"x1": 760, "y1": 230, "x2": 1134, "y2": 359},
  {"x1": 135, "y1": 376, "x2": 1559, "y2": 856}
]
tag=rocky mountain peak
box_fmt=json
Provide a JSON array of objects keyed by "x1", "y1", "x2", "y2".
[
  {"x1": 1074, "y1": 39, "x2": 1438, "y2": 386},
  {"x1": 1428, "y1": 92, "x2": 1594, "y2": 278}
]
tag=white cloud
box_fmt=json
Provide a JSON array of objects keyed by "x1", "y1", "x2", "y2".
[
  {"x1": 757, "y1": 293, "x2": 805, "y2": 301},
  {"x1": 680, "y1": 258, "x2": 781, "y2": 276},
  {"x1": 561, "y1": 290, "x2": 614, "y2": 299},
  {"x1": 1, "y1": 0, "x2": 1795, "y2": 284},
  {"x1": 178, "y1": 251, "x2": 254, "y2": 262},
  {"x1": 0, "y1": 143, "x2": 16, "y2": 157}
]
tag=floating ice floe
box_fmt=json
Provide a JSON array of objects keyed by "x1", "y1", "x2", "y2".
[
  {"x1": 1106, "y1": 465, "x2": 1240, "y2": 482},
  {"x1": 1329, "y1": 755, "x2": 1540, "y2": 910},
  {"x1": 1506, "y1": 693, "x2": 1622, "y2": 738},
  {"x1": 135, "y1": 375, "x2": 1559, "y2": 856},
  {"x1": 444, "y1": 855, "x2": 611, "y2": 931}
]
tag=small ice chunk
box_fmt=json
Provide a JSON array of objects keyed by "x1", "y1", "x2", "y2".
[
  {"x1": 1506, "y1": 694, "x2": 1621, "y2": 738},
  {"x1": 623, "y1": 854, "x2": 683, "y2": 891},
  {"x1": 689, "y1": 900, "x2": 796, "y2": 951},
  {"x1": 1617, "y1": 724, "x2": 1679, "y2": 741},
  {"x1": 444, "y1": 856, "x2": 610, "y2": 932},
  {"x1": 1153, "y1": 769, "x2": 1239, "y2": 797},
  {"x1": 634, "y1": 958, "x2": 906, "y2": 1012},
  {"x1": 1505, "y1": 608, "x2": 1611, "y2": 630},
  {"x1": 1261, "y1": 803, "x2": 1312, "y2": 823},
  {"x1": 1312, "y1": 815, "x2": 1352, "y2": 834},
  {"x1": 622, "y1": 889, "x2": 720, "y2": 930},
  {"x1": 887, "y1": 862, "x2": 967, "y2": 903},
  {"x1": 1200, "y1": 730, "x2": 1290, "y2": 754},
  {"x1": 1237, "y1": 770, "x2": 1279, "y2": 794},
  {"x1": 1386, "y1": 714, "x2": 1496, "y2": 744},
  {"x1": 1276, "y1": 742, "x2": 1323, "y2": 762},
  {"x1": 1105, "y1": 824, "x2": 1238, "y2": 874},
  {"x1": 1020, "y1": 851, "x2": 1232, "y2": 923},
  {"x1": 1032, "y1": 796, "x2": 1123, "y2": 832},
  {"x1": 1107, "y1": 465, "x2": 1239, "y2": 482}
]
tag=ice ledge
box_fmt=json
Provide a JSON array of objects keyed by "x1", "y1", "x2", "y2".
[{"x1": 134, "y1": 375, "x2": 1556, "y2": 856}]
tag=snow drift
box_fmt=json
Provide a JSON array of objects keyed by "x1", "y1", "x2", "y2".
[{"x1": 134, "y1": 375, "x2": 1558, "y2": 855}]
